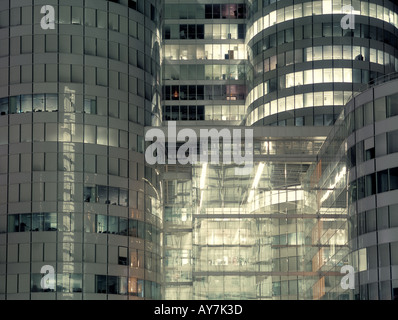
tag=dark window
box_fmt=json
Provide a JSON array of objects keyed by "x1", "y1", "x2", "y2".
[
  {"x1": 164, "y1": 86, "x2": 171, "y2": 100},
  {"x1": 180, "y1": 85, "x2": 187, "y2": 100},
  {"x1": 107, "y1": 276, "x2": 118, "y2": 294},
  {"x1": 0, "y1": 97, "x2": 8, "y2": 115},
  {"x1": 32, "y1": 213, "x2": 57, "y2": 231},
  {"x1": 164, "y1": 105, "x2": 171, "y2": 120},
  {"x1": 387, "y1": 93, "x2": 398, "y2": 117},
  {"x1": 348, "y1": 146, "x2": 356, "y2": 167},
  {"x1": 118, "y1": 247, "x2": 128, "y2": 265},
  {"x1": 357, "y1": 176, "x2": 365, "y2": 199},
  {"x1": 171, "y1": 106, "x2": 179, "y2": 120},
  {"x1": 213, "y1": 4, "x2": 220, "y2": 19},
  {"x1": 365, "y1": 148, "x2": 375, "y2": 161},
  {"x1": 390, "y1": 167, "x2": 398, "y2": 190},
  {"x1": 180, "y1": 106, "x2": 188, "y2": 120},
  {"x1": 129, "y1": 219, "x2": 138, "y2": 237},
  {"x1": 197, "y1": 25, "x2": 204, "y2": 39},
  {"x1": 377, "y1": 170, "x2": 389, "y2": 193},
  {"x1": 179, "y1": 25, "x2": 187, "y2": 39},
  {"x1": 119, "y1": 218, "x2": 128, "y2": 236},
  {"x1": 151, "y1": 4, "x2": 156, "y2": 21},
  {"x1": 365, "y1": 173, "x2": 376, "y2": 197},
  {"x1": 96, "y1": 275, "x2": 107, "y2": 294},
  {"x1": 238, "y1": 24, "x2": 245, "y2": 39},
  {"x1": 164, "y1": 25, "x2": 170, "y2": 39},
  {"x1": 109, "y1": 216, "x2": 118, "y2": 234},
  {"x1": 205, "y1": 5, "x2": 212, "y2": 19},
  {"x1": 189, "y1": 106, "x2": 196, "y2": 120},
  {"x1": 189, "y1": 85, "x2": 196, "y2": 100},
  {"x1": 97, "y1": 185, "x2": 108, "y2": 204},
  {"x1": 237, "y1": 4, "x2": 246, "y2": 19},
  {"x1": 188, "y1": 24, "x2": 196, "y2": 39},
  {"x1": 197, "y1": 106, "x2": 205, "y2": 120},
  {"x1": 128, "y1": 0, "x2": 137, "y2": 10},
  {"x1": 349, "y1": 180, "x2": 357, "y2": 202},
  {"x1": 269, "y1": 34, "x2": 276, "y2": 48},
  {"x1": 388, "y1": 130, "x2": 398, "y2": 154},
  {"x1": 197, "y1": 86, "x2": 204, "y2": 100}
]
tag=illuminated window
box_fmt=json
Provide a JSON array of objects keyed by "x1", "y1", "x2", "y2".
[
  {"x1": 285, "y1": 6, "x2": 293, "y2": 20},
  {"x1": 323, "y1": 0, "x2": 332, "y2": 14},
  {"x1": 313, "y1": 1, "x2": 322, "y2": 15},
  {"x1": 323, "y1": 68, "x2": 333, "y2": 82},
  {"x1": 294, "y1": 4, "x2": 302, "y2": 18},
  {"x1": 313, "y1": 69, "x2": 323, "y2": 83},
  {"x1": 304, "y1": 70, "x2": 313, "y2": 84},
  {"x1": 295, "y1": 94, "x2": 303, "y2": 109},
  {"x1": 295, "y1": 71, "x2": 303, "y2": 86},
  {"x1": 286, "y1": 73, "x2": 295, "y2": 88},
  {"x1": 314, "y1": 92, "x2": 323, "y2": 106},
  {"x1": 334, "y1": 68, "x2": 343, "y2": 82},
  {"x1": 304, "y1": 93, "x2": 313, "y2": 107},
  {"x1": 324, "y1": 91, "x2": 333, "y2": 105},
  {"x1": 343, "y1": 45, "x2": 351, "y2": 60},
  {"x1": 343, "y1": 68, "x2": 352, "y2": 82},
  {"x1": 303, "y1": 2, "x2": 312, "y2": 16},
  {"x1": 313, "y1": 46, "x2": 322, "y2": 60},
  {"x1": 333, "y1": 45, "x2": 342, "y2": 59},
  {"x1": 323, "y1": 45, "x2": 332, "y2": 59}
]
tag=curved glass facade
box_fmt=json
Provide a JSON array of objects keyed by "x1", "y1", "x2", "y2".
[
  {"x1": 1, "y1": 0, "x2": 398, "y2": 301},
  {"x1": 345, "y1": 77, "x2": 398, "y2": 300},
  {"x1": 246, "y1": 0, "x2": 398, "y2": 126},
  {"x1": 302, "y1": 74, "x2": 398, "y2": 300},
  {"x1": 0, "y1": 0, "x2": 163, "y2": 299}
]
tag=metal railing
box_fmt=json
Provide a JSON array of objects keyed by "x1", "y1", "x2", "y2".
[{"x1": 347, "y1": 71, "x2": 398, "y2": 103}]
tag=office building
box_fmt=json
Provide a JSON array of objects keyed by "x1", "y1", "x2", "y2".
[
  {"x1": 0, "y1": 0, "x2": 398, "y2": 300},
  {"x1": 0, "y1": 0, "x2": 163, "y2": 299}
]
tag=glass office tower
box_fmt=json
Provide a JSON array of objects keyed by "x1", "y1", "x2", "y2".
[
  {"x1": 0, "y1": 0, "x2": 163, "y2": 299},
  {"x1": 162, "y1": 0, "x2": 249, "y2": 299},
  {"x1": 161, "y1": 0, "x2": 398, "y2": 300},
  {"x1": 344, "y1": 75, "x2": 398, "y2": 300},
  {"x1": 302, "y1": 73, "x2": 398, "y2": 300},
  {"x1": 1, "y1": 0, "x2": 398, "y2": 301}
]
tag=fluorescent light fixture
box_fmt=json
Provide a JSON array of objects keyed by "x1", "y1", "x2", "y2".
[
  {"x1": 199, "y1": 190, "x2": 204, "y2": 209},
  {"x1": 247, "y1": 162, "x2": 265, "y2": 203},
  {"x1": 200, "y1": 163, "x2": 207, "y2": 190},
  {"x1": 198, "y1": 163, "x2": 208, "y2": 213},
  {"x1": 252, "y1": 162, "x2": 265, "y2": 189}
]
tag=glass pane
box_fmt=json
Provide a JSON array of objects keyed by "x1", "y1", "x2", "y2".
[
  {"x1": 8, "y1": 214, "x2": 19, "y2": 232},
  {"x1": 109, "y1": 216, "x2": 118, "y2": 234},
  {"x1": 129, "y1": 220, "x2": 138, "y2": 237},
  {"x1": 96, "y1": 214, "x2": 108, "y2": 233},
  {"x1": 119, "y1": 218, "x2": 128, "y2": 236},
  {"x1": 32, "y1": 213, "x2": 44, "y2": 231}
]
